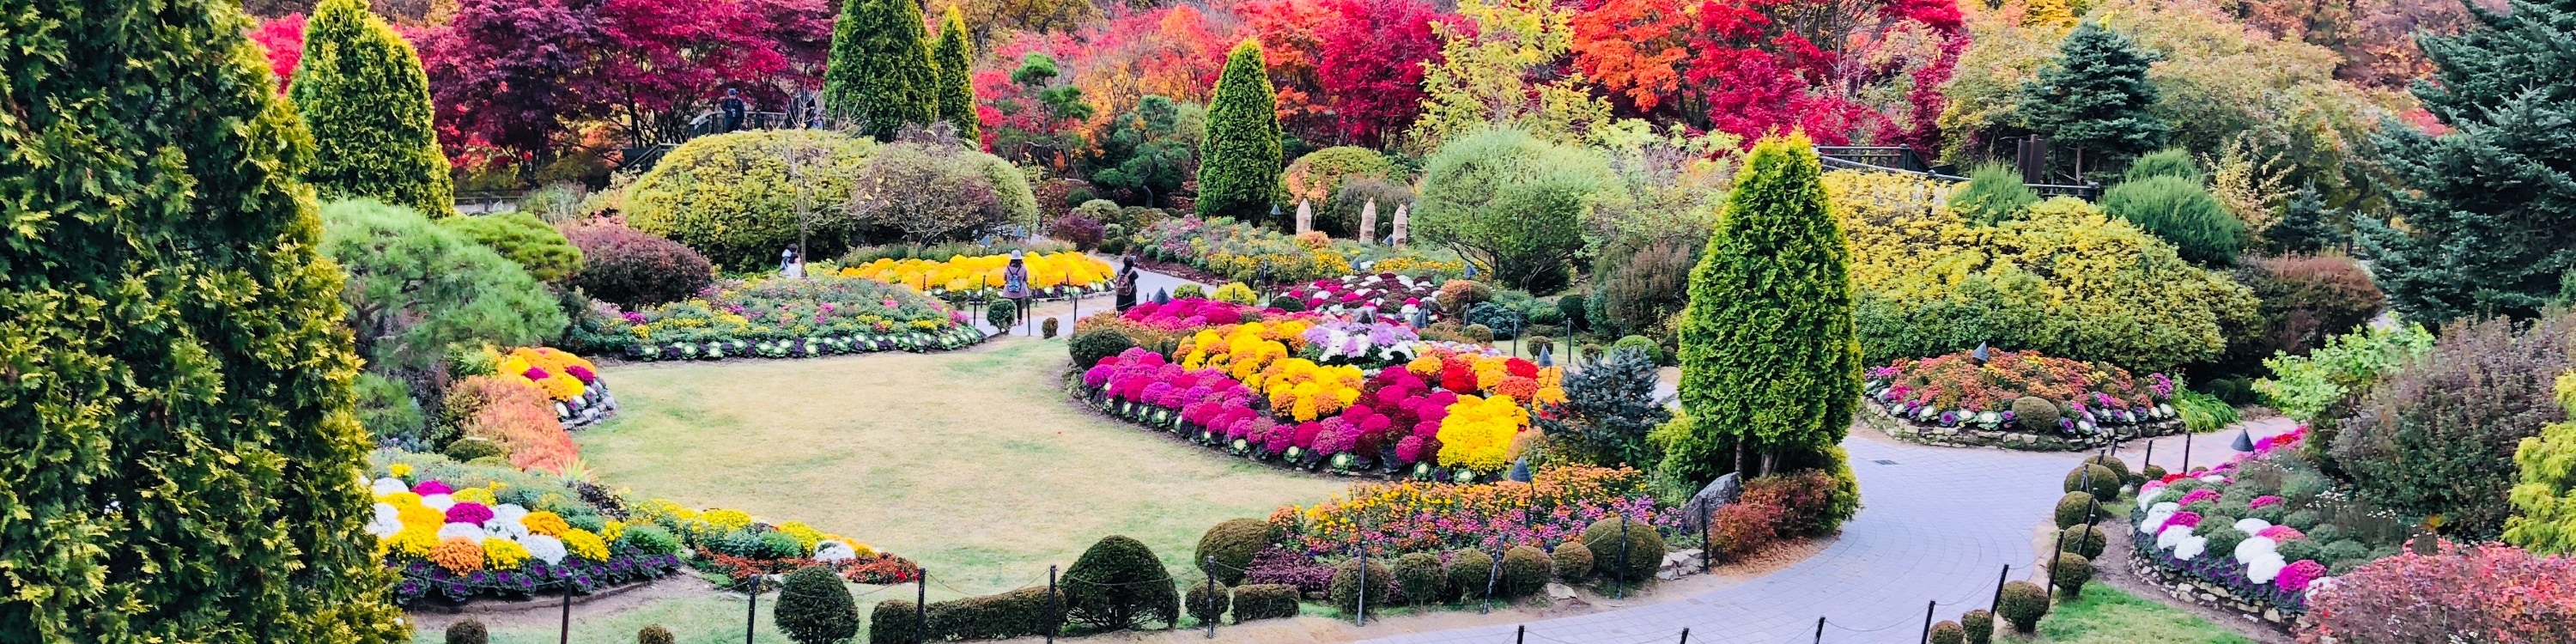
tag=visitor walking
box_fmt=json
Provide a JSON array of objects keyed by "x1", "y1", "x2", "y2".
[
  {"x1": 720, "y1": 88, "x2": 746, "y2": 132},
  {"x1": 1113, "y1": 255, "x2": 1141, "y2": 312},
  {"x1": 1001, "y1": 250, "x2": 1033, "y2": 331}
]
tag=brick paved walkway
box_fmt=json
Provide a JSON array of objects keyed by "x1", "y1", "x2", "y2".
[{"x1": 1363, "y1": 420, "x2": 2301, "y2": 644}]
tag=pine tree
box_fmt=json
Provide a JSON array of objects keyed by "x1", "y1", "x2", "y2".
[
  {"x1": 2, "y1": 0, "x2": 407, "y2": 640},
  {"x1": 1664, "y1": 134, "x2": 1862, "y2": 485},
  {"x1": 2357, "y1": 0, "x2": 2576, "y2": 324},
  {"x1": 292, "y1": 0, "x2": 455, "y2": 216},
  {"x1": 824, "y1": 0, "x2": 939, "y2": 140},
  {"x1": 1196, "y1": 39, "x2": 1284, "y2": 221},
  {"x1": 932, "y1": 7, "x2": 981, "y2": 143},
  {"x1": 2015, "y1": 21, "x2": 2167, "y2": 176},
  {"x1": 2265, "y1": 182, "x2": 2341, "y2": 254}
]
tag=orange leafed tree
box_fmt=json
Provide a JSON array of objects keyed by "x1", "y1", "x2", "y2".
[{"x1": 1571, "y1": 0, "x2": 1693, "y2": 113}]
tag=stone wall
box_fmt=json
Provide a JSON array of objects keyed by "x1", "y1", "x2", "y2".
[
  {"x1": 2128, "y1": 555, "x2": 2299, "y2": 628},
  {"x1": 1857, "y1": 404, "x2": 2184, "y2": 452}
]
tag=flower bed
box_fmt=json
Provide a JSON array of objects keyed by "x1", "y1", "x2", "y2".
[
  {"x1": 1138, "y1": 216, "x2": 1464, "y2": 285},
  {"x1": 2124, "y1": 426, "x2": 2411, "y2": 625},
  {"x1": 493, "y1": 346, "x2": 617, "y2": 428},
  {"x1": 839, "y1": 251, "x2": 1114, "y2": 302},
  {"x1": 368, "y1": 454, "x2": 916, "y2": 605},
  {"x1": 1271, "y1": 465, "x2": 1679, "y2": 556},
  {"x1": 1861, "y1": 349, "x2": 2183, "y2": 450},
  {"x1": 593, "y1": 275, "x2": 982, "y2": 361},
  {"x1": 1275, "y1": 273, "x2": 1445, "y2": 325},
  {"x1": 1302, "y1": 318, "x2": 1422, "y2": 368}
]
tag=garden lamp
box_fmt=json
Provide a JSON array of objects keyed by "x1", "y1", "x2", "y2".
[
  {"x1": 2232, "y1": 426, "x2": 2255, "y2": 453},
  {"x1": 1971, "y1": 341, "x2": 1990, "y2": 365}
]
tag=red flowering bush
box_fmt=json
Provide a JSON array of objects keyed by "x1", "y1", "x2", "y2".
[
  {"x1": 2301, "y1": 544, "x2": 2576, "y2": 644},
  {"x1": 563, "y1": 222, "x2": 715, "y2": 308},
  {"x1": 1867, "y1": 349, "x2": 2175, "y2": 432},
  {"x1": 1049, "y1": 214, "x2": 1106, "y2": 251}
]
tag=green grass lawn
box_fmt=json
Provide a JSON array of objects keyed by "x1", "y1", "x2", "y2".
[
  {"x1": 425, "y1": 337, "x2": 1343, "y2": 642},
  {"x1": 2008, "y1": 586, "x2": 2258, "y2": 644}
]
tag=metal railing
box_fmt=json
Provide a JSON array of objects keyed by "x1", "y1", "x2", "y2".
[
  {"x1": 1814, "y1": 145, "x2": 2100, "y2": 201},
  {"x1": 453, "y1": 189, "x2": 524, "y2": 214}
]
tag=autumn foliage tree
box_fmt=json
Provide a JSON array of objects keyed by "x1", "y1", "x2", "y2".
[
  {"x1": 249, "y1": 13, "x2": 306, "y2": 93},
  {"x1": 1315, "y1": 0, "x2": 1444, "y2": 147},
  {"x1": 1571, "y1": 0, "x2": 1967, "y2": 147}
]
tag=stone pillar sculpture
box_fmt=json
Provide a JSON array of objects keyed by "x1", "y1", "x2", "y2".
[
  {"x1": 1358, "y1": 198, "x2": 1379, "y2": 243},
  {"x1": 1389, "y1": 204, "x2": 1410, "y2": 246},
  {"x1": 1294, "y1": 199, "x2": 1315, "y2": 234}
]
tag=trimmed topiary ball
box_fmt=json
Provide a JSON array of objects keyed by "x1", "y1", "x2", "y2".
[
  {"x1": 1269, "y1": 295, "x2": 1307, "y2": 312},
  {"x1": 1929, "y1": 620, "x2": 1966, "y2": 644},
  {"x1": 1550, "y1": 542, "x2": 1594, "y2": 581},
  {"x1": 2012, "y1": 397, "x2": 2060, "y2": 433},
  {"x1": 1230, "y1": 584, "x2": 1301, "y2": 622},
  {"x1": 1961, "y1": 609, "x2": 1995, "y2": 644},
  {"x1": 446, "y1": 619, "x2": 489, "y2": 644},
  {"x1": 986, "y1": 300, "x2": 1018, "y2": 330},
  {"x1": 1328, "y1": 558, "x2": 1394, "y2": 617},
  {"x1": 2056, "y1": 525, "x2": 2108, "y2": 559},
  {"x1": 2063, "y1": 464, "x2": 2120, "y2": 501},
  {"x1": 1185, "y1": 580, "x2": 1230, "y2": 625},
  {"x1": 1392, "y1": 552, "x2": 1446, "y2": 605},
  {"x1": 1610, "y1": 335, "x2": 1660, "y2": 363},
  {"x1": 1498, "y1": 545, "x2": 1552, "y2": 598},
  {"x1": 1461, "y1": 323, "x2": 1496, "y2": 343},
  {"x1": 442, "y1": 437, "x2": 507, "y2": 463},
  {"x1": 1195, "y1": 519, "x2": 1270, "y2": 586},
  {"x1": 637, "y1": 624, "x2": 674, "y2": 644},
  {"x1": 2054, "y1": 491, "x2": 2099, "y2": 528},
  {"x1": 1579, "y1": 516, "x2": 1666, "y2": 584},
  {"x1": 2083, "y1": 454, "x2": 2131, "y2": 483},
  {"x1": 1070, "y1": 328, "x2": 1138, "y2": 370},
  {"x1": 869, "y1": 599, "x2": 919, "y2": 644},
  {"x1": 1042, "y1": 317, "x2": 1060, "y2": 339},
  {"x1": 1996, "y1": 581, "x2": 2049, "y2": 632},
  {"x1": 1064, "y1": 535, "x2": 1180, "y2": 630},
  {"x1": 775, "y1": 565, "x2": 860, "y2": 644},
  {"x1": 2139, "y1": 465, "x2": 2167, "y2": 483},
  {"x1": 2049, "y1": 552, "x2": 2093, "y2": 598},
  {"x1": 1446, "y1": 550, "x2": 1497, "y2": 601},
  {"x1": 1558, "y1": 294, "x2": 1589, "y2": 331}
]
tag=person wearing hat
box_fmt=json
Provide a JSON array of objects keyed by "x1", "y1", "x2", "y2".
[
  {"x1": 1001, "y1": 249, "x2": 1033, "y2": 330},
  {"x1": 720, "y1": 88, "x2": 746, "y2": 132}
]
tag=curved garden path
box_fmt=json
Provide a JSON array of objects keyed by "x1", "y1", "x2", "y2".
[{"x1": 1361, "y1": 418, "x2": 2301, "y2": 644}]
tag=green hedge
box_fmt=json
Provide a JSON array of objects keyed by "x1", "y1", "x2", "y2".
[
  {"x1": 626, "y1": 130, "x2": 877, "y2": 270},
  {"x1": 927, "y1": 586, "x2": 1061, "y2": 641},
  {"x1": 1229, "y1": 584, "x2": 1302, "y2": 622}
]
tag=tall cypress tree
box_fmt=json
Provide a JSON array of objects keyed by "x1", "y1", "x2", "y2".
[
  {"x1": 1196, "y1": 39, "x2": 1283, "y2": 222},
  {"x1": 1664, "y1": 134, "x2": 1862, "y2": 484},
  {"x1": 2357, "y1": 0, "x2": 2576, "y2": 324},
  {"x1": 292, "y1": 0, "x2": 455, "y2": 216},
  {"x1": 2, "y1": 0, "x2": 407, "y2": 640},
  {"x1": 2015, "y1": 21, "x2": 2167, "y2": 175},
  {"x1": 825, "y1": 0, "x2": 939, "y2": 140},
  {"x1": 932, "y1": 7, "x2": 981, "y2": 143}
]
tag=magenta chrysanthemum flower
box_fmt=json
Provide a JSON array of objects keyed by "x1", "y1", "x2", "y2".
[
  {"x1": 2161, "y1": 511, "x2": 2202, "y2": 532},
  {"x1": 411, "y1": 480, "x2": 453, "y2": 495},
  {"x1": 2275, "y1": 560, "x2": 2326, "y2": 591},
  {"x1": 444, "y1": 501, "x2": 494, "y2": 526},
  {"x1": 522, "y1": 367, "x2": 550, "y2": 380},
  {"x1": 2250, "y1": 495, "x2": 2285, "y2": 509}
]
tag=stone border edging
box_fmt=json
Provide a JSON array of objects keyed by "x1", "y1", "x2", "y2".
[{"x1": 1856, "y1": 404, "x2": 2185, "y2": 452}]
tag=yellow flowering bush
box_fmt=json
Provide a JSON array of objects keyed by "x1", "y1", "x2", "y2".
[
  {"x1": 495, "y1": 346, "x2": 598, "y2": 403},
  {"x1": 1253, "y1": 358, "x2": 1366, "y2": 422},
  {"x1": 388, "y1": 463, "x2": 414, "y2": 477},
  {"x1": 1179, "y1": 321, "x2": 1314, "y2": 381},
  {"x1": 599, "y1": 519, "x2": 624, "y2": 543},
  {"x1": 776, "y1": 521, "x2": 826, "y2": 552},
  {"x1": 1211, "y1": 282, "x2": 1261, "y2": 305},
  {"x1": 386, "y1": 527, "x2": 440, "y2": 557},
  {"x1": 561, "y1": 528, "x2": 611, "y2": 562},
  {"x1": 841, "y1": 251, "x2": 1113, "y2": 294},
  {"x1": 522, "y1": 511, "x2": 570, "y2": 537},
  {"x1": 1437, "y1": 395, "x2": 1531, "y2": 473},
  {"x1": 701, "y1": 508, "x2": 753, "y2": 532},
  {"x1": 483, "y1": 538, "x2": 532, "y2": 569},
  {"x1": 450, "y1": 487, "x2": 497, "y2": 505}
]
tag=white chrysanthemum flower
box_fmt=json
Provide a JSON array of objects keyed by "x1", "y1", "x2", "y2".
[
  {"x1": 815, "y1": 540, "x2": 858, "y2": 562},
  {"x1": 367, "y1": 503, "x2": 403, "y2": 537},
  {"x1": 2234, "y1": 518, "x2": 2272, "y2": 535},
  {"x1": 372, "y1": 477, "x2": 410, "y2": 495},
  {"x1": 485, "y1": 519, "x2": 531, "y2": 541},
  {"x1": 2246, "y1": 553, "x2": 2288, "y2": 584},
  {"x1": 2140, "y1": 502, "x2": 2180, "y2": 535},
  {"x1": 522, "y1": 534, "x2": 568, "y2": 566},
  {"x1": 490, "y1": 503, "x2": 529, "y2": 524},
  {"x1": 2137, "y1": 488, "x2": 2166, "y2": 510},
  {"x1": 2173, "y1": 534, "x2": 2208, "y2": 560},
  {"x1": 374, "y1": 502, "x2": 401, "y2": 525},
  {"x1": 2156, "y1": 524, "x2": 2193, "y2": 550},
  {"x1": 420, "y1": 494, "x2": 455, "y2": 511},
  {"x1": 2200, "y1": 475, "x2": 2227, "y2": 483},
  {"x1": 2235, "y1": 536, "x2": 2278, "y2": 564},
  {"x1": 437, "y1": 522, "x2": 489, "y2": 544}
]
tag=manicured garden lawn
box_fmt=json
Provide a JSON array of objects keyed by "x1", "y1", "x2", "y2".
[
  {"x1": 2014, "y1": 586, "x2": 2257, "y2": 644},
  {"x1": 440, "y1": 338, "x2": 1341, "y2": 641}
]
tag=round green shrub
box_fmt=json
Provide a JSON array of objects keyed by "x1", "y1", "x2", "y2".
[
  {"x1": 2202, "y1": 526, "x2": 2249, "y2": 559},
  {"x1": 2063, "y1": 464, "x2": 2120, "y2": 501},
  {"x1": 1062, "y1": 535, "x2": 1179, "y2": 630},
  {"x1": 1269, "y1": 295, "x2": 1307, "y2": 313},
  {"x1": 1415, "y1": 128, "x2": 1611, "y2": 291},
  {"x1": 2194, "y1": 515, "x2": 2238, "y2": 537},
  {"x1": 2099, "y1": 175, "x2": 2245, "y2": 267},
  {"x1": 2055, "y1": 525, "x2": 2108, "y2": 559},
  {"x1": 1194, "y1": 519, "x2": 1270, "y2": 586},
  {"x1": 1929, "y1": 620, "x2": 1966, "y2": 644},
  {"x1": 1070, "y1": 328, "x2": 1139, "y2": 370},
  {"x1": 2083, "y1": 454, "x2": 2131, "y2": 482},
  {"x1": 850, "y1": 140, "x2": 1038, "y2": 246},
  {"x1": 1949, "y1": 163, "x2": 2041, "y2": 226},
  {"x1": 1446, "y1": 550, "x2": 1497, "y2": 601},
  {"x1": 1549, "y1": 542, "x2": 1594, "y2": 582},
  {"x1": 2139, "y1": 465, "x2": 2168, "y2": 483},
  {"x1": 2124, "y1": 149, "x2": 2202, "y2": 183},
  {"x1": 618, "y1": 525, "x2": 681, "y2": 556},
  {"x1": 321, "y1": 198, "x2": 566, "y2": 374},
  {"x1": 1961, "y1": 609, "x2": 1995, "y2": 644},
  {"x1": 1171, "y1": 284, "x2": 1207, "y2": 301},
  {"x1": 1392, "y1": 552, "x2": 1446, "y2": 605},
  {"x1": 2282, "y1": 509, "x2": 2321, "y2": 531},
  {"x1": 1579, "y1": 516, "x2": 1666, "y2": 584},
  {"x1": 1184, "y1": 580, "x2": 1230, "y2": 625},
  {"x1": 440, "y1": 211, "x2": 584, "y2": 283},
  {"x1": 1461, "y1": 323, "x2": 1496, "y2": 343},
  {"x1": 2049, "y1": 552, "x2": 2093, "y2": 597},
  {"x1": 1329, "y1": 558, "x2": 1394, "y2": 617},
  {"x1": 1610, "y1": 335, "x2": 1662, "y2": 364},
  {"x1": 442, "y1": 437, "x2": 508, "y2": 463},
  {"x1": 1996, "y1": 580, "x2": 2050, "y2": 632},
  {"x1": 562, "y1": 222, "x2": 714, "y2": 308},
  {"x1": 1229, "y1": 584, "x2": 1302, "y2": 622},
  {"x1": 445, "y1": 619, "x2": 489, "y2": 644},
  {"x1": 2013, "y1": 396, "x2": 2060, "y2": 433},
  {"x1": 465, "y1": 456, "x2": 512, "y2": 468},
  {"x1": 869, "y1": 599, "x2": 920, "y2": 644},
  {"x1": 626, "y1": 130, "x2": 878, "y2": 270},
  {"x1": 775, "y1": 566, "x2": 860, "y2": 644},
  {"x1": 2276, "y1": 537, "x2": 2322, "y2": 564},
  {"x1": 1557, "y1": 294, "x2": 1589, "y2": 331},
  {"x1": 2054, "y1": 492, "x2": 2099, "y2": 529},
  {"x1": 636, "y1": 624, "x2": 674, "y2": 644},
  {"x1": 756, "y1": 531, "x2": 805, "y2": 560},
  {"x1": 986, "y1": 301, "x2": 1018, "y2": 330},
  {"x1": 1498, "y1": 545, "x2": 1552, "y2": 598}
]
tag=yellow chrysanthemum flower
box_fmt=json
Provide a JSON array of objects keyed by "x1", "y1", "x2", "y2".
[
  {"x1": 483, "y1": 538, "x2": 532, "y2": 570},
  {"x1": 451, "y1": 487, "x2": 497, "y2": 505},
  {"x1": 522, "y1": 511, "x2": 571, "y2": 537},
  {"x1": 387, "y1": 463, "x2": 414, "y2": 478},
  {"x1": 561, "y1": 528, "x2": 610, "y2": 562}
]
